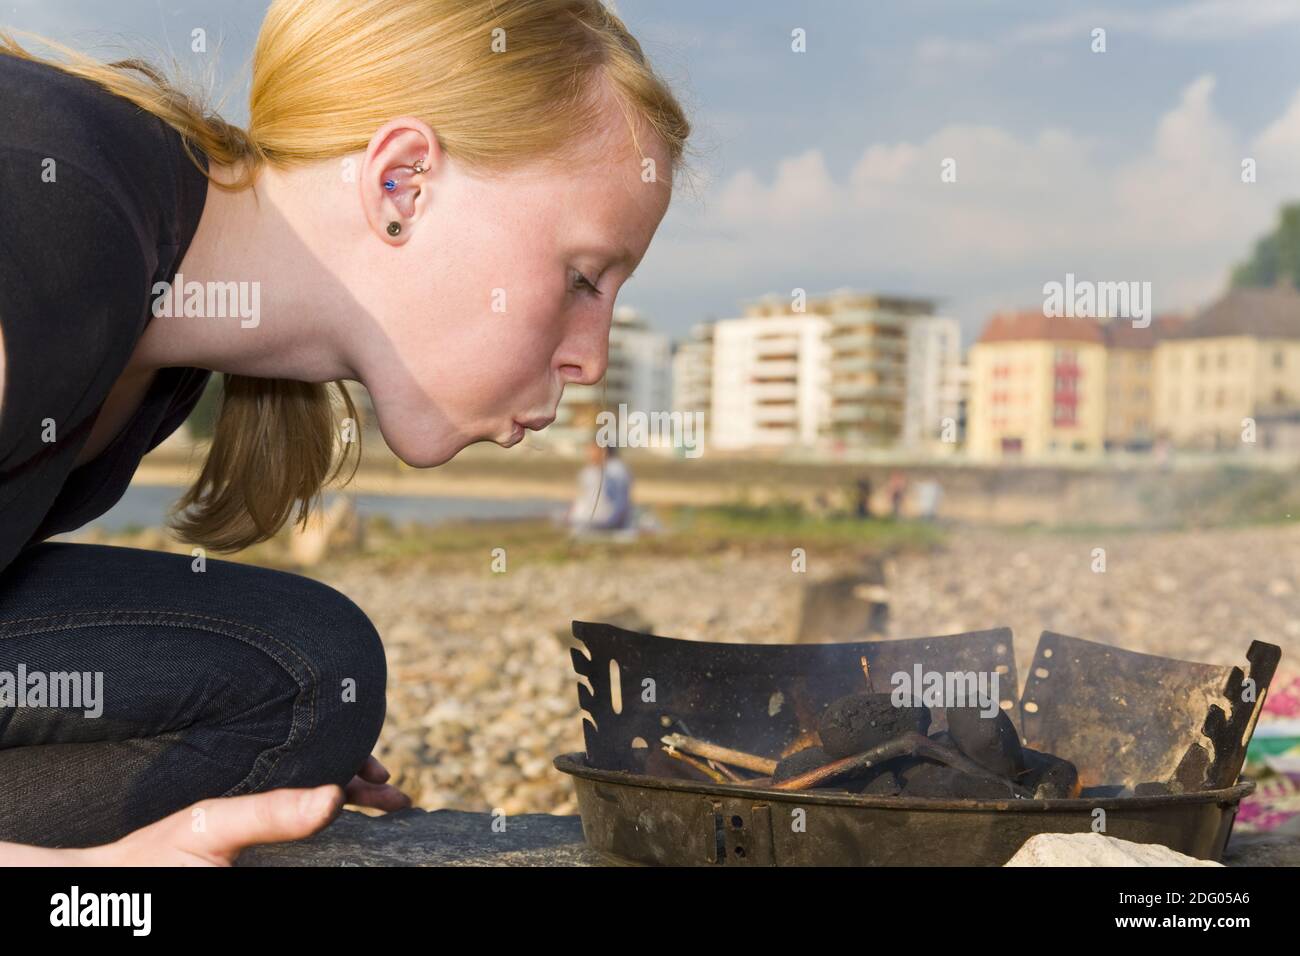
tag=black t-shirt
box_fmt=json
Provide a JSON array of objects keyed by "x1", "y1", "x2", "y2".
[{"x1": 0, "y1": 53, "x2": 212, "y2": 575}]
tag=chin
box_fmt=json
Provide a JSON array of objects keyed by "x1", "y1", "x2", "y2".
[{"x1": 385, "y1": 435, "x2": 461, "y2": 469}]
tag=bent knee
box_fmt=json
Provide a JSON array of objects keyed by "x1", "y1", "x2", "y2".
[{"x1": 241, "y1": 576, "x2": 389, "y2": 790}]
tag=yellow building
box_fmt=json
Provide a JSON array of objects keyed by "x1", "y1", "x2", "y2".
[
  {"x1": 968, "y1": 312, "x2": 1107, "y2": 460},
  {"x1": 1153, "y1": 288, "x2": 1300, "y2": 449},
  {"x1": 1102, "y1": 317, "x2": 1184, "y2": 451}
]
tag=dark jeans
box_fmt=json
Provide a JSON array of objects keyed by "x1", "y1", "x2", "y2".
[{"x1": 0, "y1": 542, "x2": 387, "y2": 848}]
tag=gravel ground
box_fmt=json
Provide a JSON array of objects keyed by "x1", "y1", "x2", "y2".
[{"x1": 313, "y1": 522, "x2": 1300, "y2": 816}]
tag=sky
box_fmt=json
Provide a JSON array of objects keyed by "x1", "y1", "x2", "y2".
[{"x1": 9, "y1": 0, "x2": 1300, "y2": 344}]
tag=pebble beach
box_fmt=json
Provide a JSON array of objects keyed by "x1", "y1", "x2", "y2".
[{"x1": 310, "y1": 521, "x2": 1300, "y2": 816}]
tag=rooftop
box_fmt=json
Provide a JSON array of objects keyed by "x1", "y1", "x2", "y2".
[{"x1": 1167, "y1": 286, "x2": 1300, "y2": 341}]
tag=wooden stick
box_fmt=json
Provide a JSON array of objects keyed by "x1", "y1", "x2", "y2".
[
  {"x1": 659, "y1": 734, "x2": 778, "y2": 775},
  {"x1": 708, "y1": 759, "x2": 747, "y2": 783},
  {"x1": 860, "y1": 655, "x2": 873, "y2": 691},
  {"x1": 779, "y1": 728, "x2": 821, "y2": 759},
  {"x1": 661, "y1": 745, "x2": 729, "y2": 784},
  {"x1": 773, "y1": 732, "x2": 1033, "y2": 797}
]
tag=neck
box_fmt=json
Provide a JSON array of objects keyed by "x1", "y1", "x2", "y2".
[{"x1": 133, "y1": 159, "x2": 356, "y2": 383}]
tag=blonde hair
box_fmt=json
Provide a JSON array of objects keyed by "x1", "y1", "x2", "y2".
[{"x1": 1, "y1": 0, "x2": 690, "y2": 551}]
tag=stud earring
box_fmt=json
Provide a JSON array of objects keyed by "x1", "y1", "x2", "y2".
[
  {"x1": 383, "y1": 179, "x2": 396, "y2": 191},
  {"x1": 387, "y1": 221, "x2": 401, "y2": 236}
]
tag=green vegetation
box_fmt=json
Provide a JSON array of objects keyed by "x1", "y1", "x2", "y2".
[
  {"x1": 334, "y1": 499, "x2": 944, "y2": 571},
  {"x1": 1232, "y1": 203, "x2": 1300, "y2": 290}
]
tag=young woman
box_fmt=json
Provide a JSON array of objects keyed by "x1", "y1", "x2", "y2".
[{"x1": 0, "y1": 0, "x2": 688, "y2": 864}]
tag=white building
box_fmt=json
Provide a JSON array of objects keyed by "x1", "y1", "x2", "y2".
[
  {"x1": 903, "y1": 316, "x2": 966, "y2": 448},
  {"x1": 671, "y1": 321, "x2": 713, "y2": 441},
  {"x1": 709, "y1": 313, "x2": 830, "y2": 450}
]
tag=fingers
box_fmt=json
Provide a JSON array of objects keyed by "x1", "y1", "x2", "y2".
[
  {"x1": 160, "y1": 785, "x2": 345, "y2": 865},
  {"x1": 356, "y1": 754, "x2": 391, "y2": 784},
  {"x1": 343, "y1": 776, "x2": 412, "y2": 812}
]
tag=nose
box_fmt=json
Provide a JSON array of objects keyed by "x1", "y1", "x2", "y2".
[{"x1": 559, "y1": 306, "x2": 612, "y2": 387}]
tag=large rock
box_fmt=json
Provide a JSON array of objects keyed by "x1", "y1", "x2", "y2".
[
  {"x1": 1005, "y1": 832, "x2": 1222, "y2": 867},
  {"x1": 233, "y1": 808, "x2": 1298, "y2": 866},
  {"x1": 236, "y1": 808, "x2": 604, "y2": 867},
  {"x1": 288, "y1": 496, "x2": 362, "y2": 566}
]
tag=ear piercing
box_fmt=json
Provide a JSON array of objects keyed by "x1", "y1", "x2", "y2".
[
  {"x1": 384, "y1": 159, "x2": 425, "y2": 237},
  {"x1": 386, "y1": 159, "x2": 426, "y2": 191}
]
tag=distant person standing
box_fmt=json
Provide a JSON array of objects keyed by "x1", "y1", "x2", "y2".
[
  {"x1": 569, "y1": 440, "x2": 634, "y2": 531},
  {"x1": 887, "y1": 471, "x2": 908, "y2": 519},
  {"x1": 854, "y1": 477, "x2": 873, "y2": 519}
]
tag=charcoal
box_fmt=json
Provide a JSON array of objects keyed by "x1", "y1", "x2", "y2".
[
  {"x1": 845, "y1": 768, "x2": 902, "y2": 796},
  {"x1": 818, "y1": 692, "x2": 931, "y2": 759},
  {"x1": 897, "y1": 756, "x2": 943, "y2": 784},
  {"x1": 944, "y1": 706, "x2": 1025, "y2": 777},
  {"x1": 773, "y1": 746, "x2": 832, "y2": 783},
  {"x1": 1017, "y1": 747, "x2": 1079, "y2": 798},
  {"x1": 899, "y1": 762, "x2": 1012, "y2": 799}
]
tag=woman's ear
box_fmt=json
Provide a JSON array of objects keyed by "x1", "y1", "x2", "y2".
[{"x1": 362, "y1": 118, "x2": 440, "y2": 242}]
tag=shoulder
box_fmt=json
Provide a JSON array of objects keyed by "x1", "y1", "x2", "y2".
[
  {"x1": 0, "y1": 53, "x2": 201, "y2": 246},
  {"x1": 0, "y1": 55, "x2": 202, "y2": 465}
]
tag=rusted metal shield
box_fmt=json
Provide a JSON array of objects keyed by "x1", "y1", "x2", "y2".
[
  {"x1": 570, "y1": 620, "x2": 1019, "y2": 773},
  {"x1": 1018, "y1": 632, "x2": 1280, "y2": 791}
]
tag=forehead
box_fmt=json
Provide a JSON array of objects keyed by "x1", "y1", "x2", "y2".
[{"x1": 520, "y1": 136, "x2": 672, "y2": 262}]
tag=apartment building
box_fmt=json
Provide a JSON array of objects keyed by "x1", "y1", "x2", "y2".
[
  {"x1": 670, "y1": 321, "x2": 713, "y2": 442},
  {"x1": 1102, "y1": 317, "x2": 1184, "y2": 451},
  {"x1": 709, "y1": 311, "x2": 830, "y2": 450},
  {"x1": 706, "y1": 289, "x2": 938, "y2": 451},
  {"x1": 967, "y1": 311, "x2": 1107, "y2": 460},
  {"x1": 903, "y1": 315, "x2": 966, "y2": 449},
  {"x1": 1153, "y1": 287, "x2": 1300, "y2": 449},
  {"x1": 819, "y1": 291, "x2": 932, "y2": 446}
]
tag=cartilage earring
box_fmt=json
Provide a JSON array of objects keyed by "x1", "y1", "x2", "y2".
[
  {"x1": 387, "y1": 221, "x2": 401, "y2": 236},
  {"x1": 383, "y1": 179, "x2": 396, "y2": 191},
  {"x1": 412, "y1": 158, "x2": 426, "y2": 174}
]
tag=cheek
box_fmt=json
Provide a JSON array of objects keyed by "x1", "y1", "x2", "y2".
[
  {"x1": 405, "y1": 284, "x2": 562, "y2": 416},
  {"x1": 385, "y1": 201, "x2": 565, "y2": 416}
]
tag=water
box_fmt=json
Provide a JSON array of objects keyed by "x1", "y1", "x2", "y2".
[{"x1": 83, "y1": 484, "x2": 563, "y2": 532}]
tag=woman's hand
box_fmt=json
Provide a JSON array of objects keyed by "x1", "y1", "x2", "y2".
[
  {"x1": 343, "y1": 754, "x2": 413, "y2": 812},
  {"x1": 0, "y1": 756, "x2": 411, "y2": 866},
  {"x1": 0, "y1": 784, "x2": 347, "y2": 866}
]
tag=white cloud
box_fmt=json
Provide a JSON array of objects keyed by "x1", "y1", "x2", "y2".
[{"x1": 656, "y1": 73, "x2": 1300, "y2": 334}]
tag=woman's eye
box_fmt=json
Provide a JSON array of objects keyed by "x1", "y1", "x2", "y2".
[{"x1": 572, "y1": 269, "x2": 602, "y2": 296}]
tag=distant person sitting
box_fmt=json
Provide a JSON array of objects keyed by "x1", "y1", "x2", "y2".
[{"x1": 569, "y1": 441, "x2": 634, "y2": 532}]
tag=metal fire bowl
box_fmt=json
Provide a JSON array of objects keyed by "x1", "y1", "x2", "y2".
[
  {"x1": 554, "y1": 752, "x2": 1255, "y2": 866},
  {"x1": 556, "y1": 620, "x2": 1280, "y2": 866}
]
